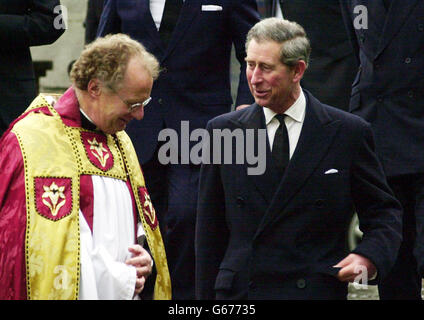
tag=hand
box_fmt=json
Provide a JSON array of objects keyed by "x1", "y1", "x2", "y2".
[
  {"x1": 125, "y1": 244, "x2": 153, "y2": 297},
  {"x1": 236, "y1": 104, "x2": 250, "y2": 110},
  {"x1": 334, "y1": 253, "x2": 377, "y2": 283}
]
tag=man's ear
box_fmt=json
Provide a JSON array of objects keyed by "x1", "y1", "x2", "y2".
[
  {"x1": 292, "y1": 60, "x2": 307, "y2": 83},
  {"x1": 87, "y1": 79, "x2": 102, "y2": 98}
]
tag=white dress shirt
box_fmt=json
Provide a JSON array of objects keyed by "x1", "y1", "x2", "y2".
[
  {"x1": 276, "y1": 0, "x2": 284, "y2": 19},
  {"x1": 263, "y1": 88, "x2": 306, "y2": 159},
  {"x1": 150, "y1": 0, "x2": 185, "y2": 30}
]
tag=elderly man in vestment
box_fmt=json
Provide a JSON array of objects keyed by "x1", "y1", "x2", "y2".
[{"x1": 0, "y1": 34, "x2": 171, "y2": 300}]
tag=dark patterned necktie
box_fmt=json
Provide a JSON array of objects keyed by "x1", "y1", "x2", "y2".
[
  {"x1": 159, "y1": 0, "x2": 183, "y2": 47},
  {"x1": 272, "y1": 114, "x2": 290, "y2": 176}
]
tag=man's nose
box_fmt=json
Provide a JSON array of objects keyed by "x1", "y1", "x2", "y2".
[
  {"x1": 132, "y1": 105, "x2": 144, "y2": 120},
  {"x1": 250, "y1": 67, "x2": 262, "y2": 85}
]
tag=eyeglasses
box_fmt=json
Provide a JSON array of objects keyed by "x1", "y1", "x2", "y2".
[{"x1": 113, "y1": 89, "x2": 152, "y2": 112}]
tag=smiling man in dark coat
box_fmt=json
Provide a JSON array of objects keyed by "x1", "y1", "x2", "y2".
[{"x1": 195, "y1": 18, "x2": 402, "y2": 300}]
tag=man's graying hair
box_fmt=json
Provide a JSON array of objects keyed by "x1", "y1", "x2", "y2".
[{"x1": 246, "y1": 18, "x2": 311, "y2": 68}]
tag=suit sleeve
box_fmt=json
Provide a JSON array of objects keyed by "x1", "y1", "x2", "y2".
[
  {"x1": 96, "y1": 0, "x2": 121, "y2": 37},
  {"x1": 229, "y1": 0, "x2": 260, "y2": 107},
  {"x1": 195, "y1": 121, "x2": 229, "y2": 300},
  {"x1": 0, "y1": 0, "x2": 65, "y2": 48},
  {"x1": 350, "y1": 120, "x2": 402, "y2": 282}
]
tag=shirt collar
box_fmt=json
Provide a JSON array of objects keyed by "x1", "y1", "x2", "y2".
[
  {"x1": 263, "y1": 88, "x2": 306, "y2": 125},
  {"x1": 79, "y1": 108, "x2": 97, "y2": 131}
]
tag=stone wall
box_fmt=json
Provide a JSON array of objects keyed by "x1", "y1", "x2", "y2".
[{"x1": 31, "y1": 0, "x2": 87, "y2": 92}]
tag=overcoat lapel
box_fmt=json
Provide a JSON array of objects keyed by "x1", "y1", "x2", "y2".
[
  {"x1": 375, "y1": 0, "x2": 419, "y2": 58},
  {"x1": 231, "y1": 104, "x2": 280, "y2": 204},
  {"x1": 365, "y1": 0, "x2": 386, "y2": 34},
  {"x1": 254, "y1": 92, "x2": 342, "y2": 239},
  {"x1": 353, "y1": 0, "x2": 386, "y2": 57},
  {"x1": 161, "y1": 0, "x2": 200, "y2": 61},
  {"x1": 139, "y1": 1, "x2": 165, "y2": 56}
]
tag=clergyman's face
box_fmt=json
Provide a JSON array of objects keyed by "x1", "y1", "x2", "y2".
[
  {"x1": 245, "y1": 39, "x2": 297, "y2": 113},
  {"x1": 95, "y1": 57, "x2": 153, "y2": 134}
]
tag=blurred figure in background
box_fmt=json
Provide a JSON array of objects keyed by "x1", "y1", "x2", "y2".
[
  {"x1": 341, "y1": 0, "x2": 424, "y2": 300},
  {"x1": 0, "y1": 0, "x2": 65, "y2": 136},
  {"x1": 256, "y1": 0, "x2": 357, "y2": 111}
]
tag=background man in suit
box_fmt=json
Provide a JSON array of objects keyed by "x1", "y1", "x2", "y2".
[
  {"x1": 0, "y1": 0, "x2": 65, "y2": 136},
  {"x1": 195, "y1": 18, "x2": 402, "y2": 300},
  {"x1": 255, "y1": 0, "x2": 357, "y2": 111},
  {"x1": 340, "y1": 0, "x2": 424, "y2": 300},
  {"x1": 98, "y1": 0, "x2": 260, "y2": 299}
]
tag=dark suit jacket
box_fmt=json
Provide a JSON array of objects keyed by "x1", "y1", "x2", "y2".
[
  {"x1": 98, "y1": 0, "x2": 259, "y2": 164},
  {"x1": 259, "y1": 0, "x2": 357, "y2": 111},
  {"x1": 0, "y1": 0, "x2": 65, "y2": 135},
  {"x1": 340, "y1": 0, "x2": 424, "y2": 177},
  {"x1": 195, "y1": 90, "x2": 402, "y2": 299}
]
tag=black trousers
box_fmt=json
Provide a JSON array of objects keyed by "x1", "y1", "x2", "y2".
[{"x1": 378, "y1": 174, "x2": 424, "y2": 300}]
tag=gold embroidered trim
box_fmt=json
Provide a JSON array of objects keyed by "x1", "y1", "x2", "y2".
[
  {"x1": 115, "y1": 132, "x2": 172, "y2": 299},
  {"x1": 13, "y1": 96, "x2": 81, "y2": 299},
  {"x1": 75, "y1": 128, "x2": 127, "y2": 180}
]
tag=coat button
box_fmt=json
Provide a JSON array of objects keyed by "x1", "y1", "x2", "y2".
[
  {"x1": 158, "y1": 98, "x2": 163, "y2": 104},
  {"x1": 405, "y1": 57, "x2": 412, "y2": 64},
  {"x1": 418, "y1": 24, "x2": 424, "y2": 32},
  {"x1": 408, "y1": 90, "x2": 414, "y2": 98},
  {"x1": 314, "y1": 199, "x2": 325, "y2": 208},
  {"x1": 377, "y1": 95, "x2": 384, "y2": 103},
  {"x1": 296, "y1": 279, "x2": 306, "y2": 289},
  {"x1": 236, "y1": 196, "x2": 245, "y2": 208},
  {"x1": 248, "y1": 281, "x2": 256, "y2": 290}
]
